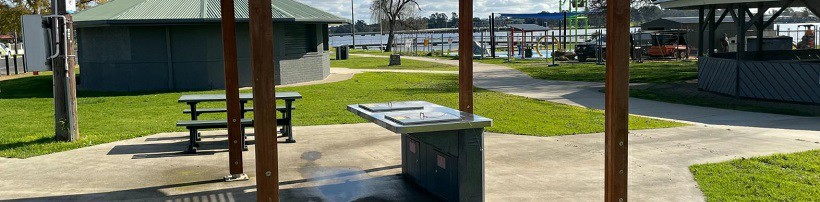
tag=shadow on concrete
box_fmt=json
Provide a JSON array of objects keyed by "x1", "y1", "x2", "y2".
[
  {"x1": 5, "y1": 166, "x2": 440, "y2": 202},
  {"x1": 107, "y1": 138, "x2": 230, "y2": 159},
  {"x1": 108, "y1": 133, "x2": 305, "y2": 159}
]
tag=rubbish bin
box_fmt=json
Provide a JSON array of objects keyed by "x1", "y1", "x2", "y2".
[
  {"x1": 335, "y1": 45, "x2": 349, "y2": 60},
  {"x1": 348, "y1": 101, "x2": 492, "y2": 201},
  {"x1": 524, "y1": 48, "x2": 533, "y2": 58},
  {"x1": 389, "y1": 54, "x2": 401, "y2": 66}
]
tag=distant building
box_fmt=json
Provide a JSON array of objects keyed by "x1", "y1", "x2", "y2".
[
  {"x1": 73, "y1": 0, "x2": 348, "y2": 92},
  {"x1": 640, "y1": 17, "x2": 774, "y2": 53}
]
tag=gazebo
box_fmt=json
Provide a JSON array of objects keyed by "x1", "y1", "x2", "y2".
[
  {"x1": 506, "y1": 24, "x2": 551, "y2": 57},
  {"x1": 214, "y1": 0, "x2": 634, "y2": 201},
  {"x1": 656, "y1": 0, "x2": 820, "y2": 104}
]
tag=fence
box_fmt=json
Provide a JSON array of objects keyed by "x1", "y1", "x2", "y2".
[{"x1": 1, "y1": 54, "x2": 26, "y2": 76}]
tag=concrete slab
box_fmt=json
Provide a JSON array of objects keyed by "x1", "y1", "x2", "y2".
[{"x1": 1, "y1": 123, "x2": 818, "y2": 201}]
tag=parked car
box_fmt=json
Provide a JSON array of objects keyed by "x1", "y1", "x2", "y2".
[
  {"x1": 0, "y1": 43, "x2": 10, "y2": 56},
  {"x1": 575, "y1": 35, "x2": 606, "y2": 62}
]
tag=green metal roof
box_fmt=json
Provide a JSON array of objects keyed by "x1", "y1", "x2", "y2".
[{"x1": 74, "y1": 0, "x2": 349, "y2": 27}]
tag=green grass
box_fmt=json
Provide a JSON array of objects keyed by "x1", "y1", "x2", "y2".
[
  {"x1": 0, "y1": 72, "x2": 684, "y2": 158},
  {"x1": 691, "y1": 150, "x2": 820, "y2": 201},
  {"x1": 410, "y1": 55, "x2": 698, "y2": 83},
  {"x1": 331, "y1": 55, "x2": 458, "y2": 71},
  {"x1": 489, "y1": 58, "x2": 698, "y2": 83},
  {"x1": 349, "y1": 49, "x2": 394, "y2": 56}
]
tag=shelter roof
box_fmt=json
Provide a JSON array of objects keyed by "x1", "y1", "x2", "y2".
[
  {"x1": 74, "y1": 0, "x2": 349, "y2": 27},
  {"x1": 508, "y1": 24, "x2": 551, "y2": 31},
  {"x1": 499, "y1": 12, "x2": 584, "y2": 20}
]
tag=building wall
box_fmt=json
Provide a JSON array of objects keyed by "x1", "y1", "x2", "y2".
[
  {"x1": 77, "y1": 22, "x2": 330, "y2": 92},
  {"x1": 698, "y1": 56, "x2": 820, "y2": 104}
]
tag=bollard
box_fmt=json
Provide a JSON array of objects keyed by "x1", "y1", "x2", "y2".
[
  {"x1": 13, "y1": 55, "x2": 18, "y2": 75},
  {"x1": 21, "y1": 55, "x2": 26, "y2": 73},
  {"x1": 4, "y1": 55, "x2": 9, "y2": 76}
]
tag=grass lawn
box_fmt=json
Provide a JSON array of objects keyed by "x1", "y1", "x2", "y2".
[
  {"x1": 484, "y1": 58, "x2": 699, "y2": 83},
  {"x1": 349, "y1": 49, "x2": 394, "y2": 56},
  {"x1": 409, "y1": 55, "x2": 699, "y2": 83},
  {"x1": 0, "y1": 71, "x2": 685, "y2": 158},
  {"x1": 331, "y1": 55, "x2": 458, "y2": 71},
  {"x1": 691, "y1": 150, "x2": 820, "y2": 201}
]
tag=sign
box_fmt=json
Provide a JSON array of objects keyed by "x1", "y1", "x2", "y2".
[
  {"x1": 21, "y1": 15, "x2": 49, "y2": 71},
  {"x1": 66, "y1": 0, "x2": 77, "y2": 14}
]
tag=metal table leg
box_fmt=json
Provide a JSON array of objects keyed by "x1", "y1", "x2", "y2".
[
  {"x1": 240, "y1": 100, "x2": 248, "y2": 151},
  {"x1": 284, "y1": 99, "x2": 296, "y2": 143}
]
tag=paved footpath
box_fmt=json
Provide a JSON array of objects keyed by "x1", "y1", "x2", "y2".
[{"x1": 353, "y1": 54, "x2": 820, "y2": 201}]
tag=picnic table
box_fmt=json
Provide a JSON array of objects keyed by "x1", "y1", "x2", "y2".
[{"x1": 177, "y1": 92, "x2": 302, "y2": 153}]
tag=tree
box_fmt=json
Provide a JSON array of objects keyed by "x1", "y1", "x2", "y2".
[
  {"x1": 427, "y1": 12, "x2": 448, "y2": 29},
  {"x1": 0, "y1": 0, "x2": 109, "y2": 34},
  {"x1": 371, "y1": 0, "x2": 421, "y2": 52},
  {"x1": 449, "y1": 12, "x2": 458, "y2": 28},
  {"x1": 0, "y1": 3, "x2": 30, "y2": 34},
  {"x1": 355, "y1": 20, "x2": 369, "y2": 32}
]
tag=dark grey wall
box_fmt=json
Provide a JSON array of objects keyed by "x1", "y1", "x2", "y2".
[
  {"x1": 699, "y1": 57, "x2": 820, "y2": 104},
  {"x1": 77, "y1": 22, "x2": 330, "y2": 92}
]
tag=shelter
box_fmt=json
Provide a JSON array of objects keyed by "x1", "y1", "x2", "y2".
[
  {"x1": 73, "y1": 0, "x2": 348, "y2": 92},
  {"x1": 506, "y1": 24, "x2": 550, "y2": 57},
  {"x1": 657, "y1": 0, "x2": 820, "y2": 104}
]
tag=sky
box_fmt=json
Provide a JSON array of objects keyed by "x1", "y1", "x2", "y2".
[{"x1": 295, "y1": 0, "x2": 563, "y2": 24}]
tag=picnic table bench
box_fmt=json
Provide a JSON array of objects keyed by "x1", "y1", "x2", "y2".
[{"x1": 176, "y1": 92, "x2": 302, "y2": 153}]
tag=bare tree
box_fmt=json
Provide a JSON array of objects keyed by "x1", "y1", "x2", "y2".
[{"x1": 371, "y1": 0, "x2": 421, "y2": 52}]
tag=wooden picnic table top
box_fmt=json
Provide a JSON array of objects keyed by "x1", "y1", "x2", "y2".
[{"x1": 178, "y1": 92, "x2": 302, "y2": 103}]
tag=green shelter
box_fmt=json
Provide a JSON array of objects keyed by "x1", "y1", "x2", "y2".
[{"x1": 73, "y1": 0, "x2": 348, "y2": 92}]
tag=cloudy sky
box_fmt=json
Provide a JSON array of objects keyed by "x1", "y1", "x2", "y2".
[{"x1": 295, "y1": 0, "x2": 562, "y2": 23}]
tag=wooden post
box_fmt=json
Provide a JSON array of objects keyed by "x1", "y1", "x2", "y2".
[
  {"x1": 707, "y1": 6, "x2": 716, "y2": 56},
  {"x1": 755, "y1": 4, "x2": 766, "y2": 53},
  {"x1": 220, "y1": 0, "x2": 245, "y2": 180},
  {"x1": 604, "y1": 0, "x2": 630, "y2": 201},
  {"x1": 698, "y1": 6, "x2": 705, "y2": 57},
  {"x1": 53, "y1": 0, "x2": 79, "y2": 142},
  {"x1": 458, "y1": 0, "x2": 474, "y2": 113},
  {"x1": 248, "y1": 0, "x2": 278, "y2": 201},
  {"x1": 736, "y1": 5, "x2": 746, "y2": 97}
]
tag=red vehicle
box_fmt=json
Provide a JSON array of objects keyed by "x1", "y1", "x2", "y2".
[{"x1": 646, "y1": 30, "x2": 690, "y2": 59}]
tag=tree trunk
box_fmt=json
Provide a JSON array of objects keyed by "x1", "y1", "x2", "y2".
[{"x1": 386, "y1": 20, "x2": 396, "y2": 52}]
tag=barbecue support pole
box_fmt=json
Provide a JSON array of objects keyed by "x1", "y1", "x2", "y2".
[
  {"x1": 220, "y1": 0, "x2": 247, "y2": 181},
  {"x1": 248, "y1": 0, "x2": 279, "y2": 200},
  {"x1": 458, "y1": 0, "x2": 474, "y2": 113},
  {"x1": 605, "y1": 0, "x2": 630, "y2": 201}
]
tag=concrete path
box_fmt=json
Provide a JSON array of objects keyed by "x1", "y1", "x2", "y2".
[
  {"x1": 350, "y1": 54, "x2": 820, "y2": 200},
  {"x1": 2, "y1": 124, "x2": 817, "y2": 201}
]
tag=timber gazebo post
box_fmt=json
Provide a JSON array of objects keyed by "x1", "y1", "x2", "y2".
[
  {"x1": 220, "y1": 0, "x2": 247, "y2": 182},
  {"x1": 605, "y1": 0, "x2": 630, "y2": 201},
  {"x1": 248, "y1": 0, "x2": 279, "y2": 201}
]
